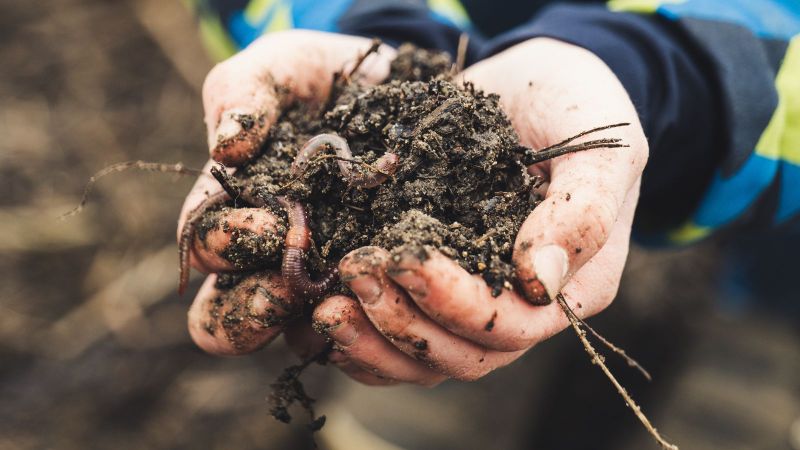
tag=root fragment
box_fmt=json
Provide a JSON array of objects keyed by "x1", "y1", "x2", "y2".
[
  {"x1": 61, "y1": 160, "x2": 201, "y2": 219},
  {"x1": 523, "y1": 122, "x2": 631, "y2": 165},
  {"x1": 556, "y1": 294, "x2": 678, "y2": 450},
  {"x1": 268, "y1": 345, "x2": 332, "y2": 434},
  {"x1": 347, "y1": 38, "x2": 382, "y2": 80},
  {"x1": 452, "y1": 33, "x2": 469, "y2": 75}
]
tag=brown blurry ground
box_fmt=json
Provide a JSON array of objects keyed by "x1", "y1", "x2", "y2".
[{"x1": 0, "y1": 1, "x2": 797, "y2": 450}]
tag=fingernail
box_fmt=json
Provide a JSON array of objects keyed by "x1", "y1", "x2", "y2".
[
  {"x1": 325, "y1": 321, "x2": 359, "y2": 347},
  {"x1": 348, "y1": 274, "x2": 384, "y2": 305},
  {"x1": 387, "y1": 250, "x2": 428, "y2": 299},
  {"x1": 533, "y1": 245, "x2": 569, "y2": 300},
  {"x1": 216, "y1": 111, "x2": 246, "y2": 142}
]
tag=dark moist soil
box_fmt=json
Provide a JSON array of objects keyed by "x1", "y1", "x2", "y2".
[{"x1": 218, "y1": 44, "x2": 536, "y2": 296}]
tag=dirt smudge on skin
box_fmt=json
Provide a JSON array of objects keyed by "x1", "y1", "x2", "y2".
[{"x1": 485, "y1": 311, "x2": 498, "y2": 332}]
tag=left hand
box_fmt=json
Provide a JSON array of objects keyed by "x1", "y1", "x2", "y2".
[{"x1": 312, "y1": 38, "x2": 648, "y2": 385}]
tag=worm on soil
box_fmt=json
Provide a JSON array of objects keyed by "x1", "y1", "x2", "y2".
[
  {"x1": 276, "y1": 196, "x2": 339, "y2": 300},
  {"x1": 179, "y1": 190, "x2": 230, "y2": 295},
  {"x1": 291, "y1": 133, "x2": 399, "y2": 188}
]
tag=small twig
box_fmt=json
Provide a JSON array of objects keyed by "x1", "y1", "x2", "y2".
[
  {"x1": 569, "y1": 307, "x2": 652, "y2": 381},
  {"x1": 209, "y1": 164, "x2": 250, "y2": 207},
  {"x1": 537, "y1": 122, "x2": 630, "y2": 153},
  {"x1": 475, "y1": 230, "x2": 497, "y2": 246},
  {"x1": 348, "y1": 38, "x2": 382, "y2": 79},
  {"x1": 343, "y1": 203, "x2": 366, "y2": 212},
  {"x1": 556, "y1": 294, "x2": 678, "y2": 450},
  {"x1": 61, "y1": 160, "x2": 202, "y2": 219},
  {"x1": 525, "y1": 141, "x2": 629, "y2": 165},
  {"x1": 453, "y1": 33, "x2": 469, "y2": 75},
  {"x1": 414, "y1": 96, "x2": 461, "y2": 136}
]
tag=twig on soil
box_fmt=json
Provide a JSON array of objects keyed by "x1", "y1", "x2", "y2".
[
  {"x1": 347, "y1": 38, "x2": 382, "y2": 80},
  {"x1": 525, "y1": 140, "x2": 629, "y2": 165},
  {"x1": 555, "y1": 294, "x2": 678, "y2": 450},
  {"x1": 209, "y1": 164, "x2": 240, "y2": 200},
  {"x1": 523, "y1": 122, "x2": 631, "y2": 165},
  {"x1": 453, "y1": 33, "x2": 469, "y2": 75},
  {"x1": 61, "y1": 160, "x2": 202, "y2": 219},
  {"x1": 475, "y1": 229, "x2": 497, "y2": 246},
  {"x1": 538, "y1": 122, "x2": 630, "y2": 153}
]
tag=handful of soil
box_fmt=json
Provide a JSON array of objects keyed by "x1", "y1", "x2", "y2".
[{"x1": 192, "y1": 44, "x2": 538, "y2": 298}]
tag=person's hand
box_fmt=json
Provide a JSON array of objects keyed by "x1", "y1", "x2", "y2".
[
  {"x1": 312, "y1": 38, "x2": 648, "y2": 385},
  {"x1": 177, "y1": 30, "x2": 396, "y2": 379}
]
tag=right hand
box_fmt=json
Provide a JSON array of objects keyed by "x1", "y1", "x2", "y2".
[{"x1": 179, "y1": 31, "x2": 410, "y2": 385}]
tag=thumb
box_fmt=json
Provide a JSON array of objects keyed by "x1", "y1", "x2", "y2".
[{"x1": 202, "y1": 30, "x2": 394, "y2": 166}]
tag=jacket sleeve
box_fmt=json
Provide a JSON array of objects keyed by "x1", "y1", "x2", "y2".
[
  {"x1": 185, "y1": 0, "x2": 484, "y2": 63},
  {"x1": 481, "y1": 1, "x2": 800, "y2": 244}
]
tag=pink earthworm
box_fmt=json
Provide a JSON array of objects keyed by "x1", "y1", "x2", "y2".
[
  {"x1": 178, "y1": 190, "x2": 230, "y2": 296},
  {"x1": 291, "y1": 133, "x2": 399, "y2": 188},
  {"x1": 276, "y1": 196, "x2": 339, "y2": 300}
]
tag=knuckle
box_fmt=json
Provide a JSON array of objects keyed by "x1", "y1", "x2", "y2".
[{"x1": 572, "y1": 191, "x2": 617, "y2": 251}]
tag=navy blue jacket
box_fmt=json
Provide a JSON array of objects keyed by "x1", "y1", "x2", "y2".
[{"x1": 189, "y1": 0, "x2": 800, "y2": 244}]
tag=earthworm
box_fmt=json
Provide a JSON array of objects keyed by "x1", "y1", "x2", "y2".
[
  {"x1": 276, "y1": 196, "x2": 339, "y2": 300},
  {"x1": 291, "y1": 133, "x2": 399, "y2": 188},
  {"x1": 179, "y1": 167, "x2": 274, "y2": 296},
  {"x1": 179, "y1": 190, "x2": 230, "y2": 295}
]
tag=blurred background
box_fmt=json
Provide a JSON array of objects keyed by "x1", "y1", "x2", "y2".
[{"x1": 0, "y1": 1, "x2": 798, "y2": 449}]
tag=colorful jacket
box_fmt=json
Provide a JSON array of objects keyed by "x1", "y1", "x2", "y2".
[{"x1": 188, "y1": 0, "x2": 800, "y2": 244}]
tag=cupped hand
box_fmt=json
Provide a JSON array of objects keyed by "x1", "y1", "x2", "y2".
[
  {"x1": 314, "y1": 38, "x2": 648, "y2": 385},
  {"x1": 177, "y1": 30, "x2": 395, "y2": 374}
]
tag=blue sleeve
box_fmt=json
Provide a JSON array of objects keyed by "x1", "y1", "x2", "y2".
[
  {"x1": 188, "y1": 0, "x2": 485, "y2": 64},
  {"x1": 481, "y1": 2, "x2": 800, "y2": 244}
]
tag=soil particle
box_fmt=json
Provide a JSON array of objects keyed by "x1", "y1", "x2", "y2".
[{"x1": 485, "y1": 311, "x2": 498, "y2": 332}]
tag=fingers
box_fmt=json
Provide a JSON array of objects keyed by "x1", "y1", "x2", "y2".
[
  {"x1": 313, "y1": 295, "x2": 447, "y2": 386},
  {"x1": 282, "y1": 318, "x2": 399, "y2": 387},
  {"x1": 192, "y1": 206, "x2": 285, "y2": 272},
  {"x1": 513, "y1": 151, "x2": 644, "y2": 304},
  {"x1": 202, "y1": 31, "x2": 395, "y2": 165},
  {"x1": 176, "y1": 161, "x2": 285, "y2": 275},
  {"x1": 514, "y1": 121, "x2": 645, "y2": 304},
  {"x1": 187, "y1": 272, "x2": 296, "y2": 356},
  {"x1": 556, "y1": 179, "x2": 639, "y2": 317},
  {"x1": 385, "y1": 246, "x2": 563, "y2": 352},
  {"x1": 327, "y1": 350, "x2": 400, "y2": 386},
  {"x1": 283, "y1": 320, "x2": 330, "y2": 360},
  {"x1": 339, "y1": 247, "x2": 524, "y2": 381},
  {"x1": 462, "y1": 38, "x2": 647, "y2": 305}
]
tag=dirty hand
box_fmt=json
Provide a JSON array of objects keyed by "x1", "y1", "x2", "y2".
[
  {"x1": 314, "y1": 38, "x2": 648, "y2": 385},
  {"x1": 178, "y1": 31, "x2": 396, "y2": 365}
]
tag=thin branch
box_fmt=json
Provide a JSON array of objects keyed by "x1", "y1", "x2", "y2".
[
  {"x1": 453, "y1": 33, "x2": 469, "y2": 75},
  {"x1": 348, "y1": 38, "x2": 382, "y2": 79},
  {"x1": 556, "y1": 294, "x2": 678, "y2": 450},
  {"x1": 61, "y1": 160, "x2": 202, "y2": 219},
  {"x1": 537, "y1": 122, "x2": 630, "y2": 153},
  {"x1": 525, "y1": 141, "x2": 629, "y2": 165},
  {"x1": 570, "y1": 307, "x2": 652, "y2": 381},
  {"x1": 210, "y1": 164, "x2": 252, "y2": 207}
]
